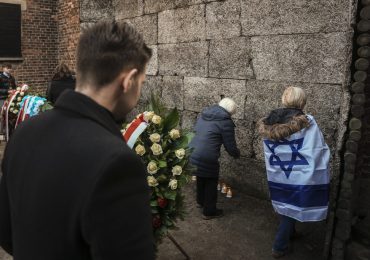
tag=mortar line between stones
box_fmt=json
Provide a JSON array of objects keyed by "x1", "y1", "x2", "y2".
[
  {"x1": 245, "y1": 30, "x2": 354, "y2": 38},
  {"x1": 142, "y1": 1, "x2": 207, "y2": 16},
  {"x1": 239, "y1": 0, "x2": 242, "y2": 37},
  {"x1": 170, "y1": 75, "x2": 344, "y2": 86},
  {"x1": 206, "y1": 40, "x2": 210, "y2": 78},
  {"x1": 240, "y1": 79, "x2": 345, "y2": 86}
]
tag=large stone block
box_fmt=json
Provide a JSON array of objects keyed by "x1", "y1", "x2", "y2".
[
  {"x1": 184, "y1": 77, "x2": 246, "y2": 119},
  {"x1": 113, "y1": 0, "x2": 144, "y2": 20},
  {"x1": 253, "y1": 134, "x2": 265, "y2": 161},
  {"x1": 181, "y1": 110, "x2": 199, "y2": 130},
  {"x1": 80, "y1": 0, "x2": 112, "y2": 22},
  {"x1": 146, "y1": 45, "x2": 158, "y2": 76},
  {"x1": 244, "y1": 80, "x2": 285, "y2": 123},
  {"x1": 219, "y1": 151, "x2": 245, "y2": 179},
  {"x1": 206, "y1": 0, "x2": 241, "y2": 39},
  {"x1": 158, "y1": 5, "x2": 206, "y2": 44},
  {"x1": 245, "y1": 80, "x2": 343, "y2": 159},
  {"x1": 140, "y1": 76, "x2": 162, "y2": 104},
  {"x1": 219, "y1": 155, "x2": 268, "y2": 199},
  {"x1": 251, "y1": 33, "x2": 351, "y2": 84},
  {"x1": 161, "y1": 76, "x2": 184, "y2": 109},
  {"x1": 233, "y1": 119, "x2": 254, "y2": 157},
  {"x1": 241, "y1": 0, "x2": 352, "y2": 35},
  {"x1": 158, "y1": 42, "x2": 208, "y2": 77},
  {"x1": 209, "y1": 37, "x2": 251, "y2": 79},
  {"x1": 144, "y1": 0, "x2": 203, "y2": 14},
  {"x1": 304, "y1": 86, "x2": 342, "y2": 151},
  {"x1": 124, "y1": 14, "x2": 157, "y2": 45}
]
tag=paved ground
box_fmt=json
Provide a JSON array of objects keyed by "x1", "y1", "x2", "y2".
[
  {"x1": 0, "y1": 140, "x2": 326, "y2": 260},
  {"x1": 157, "y1": 184, "x2": 326, "y2": 260}
]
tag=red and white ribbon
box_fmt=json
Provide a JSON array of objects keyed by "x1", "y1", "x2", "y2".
[
  {"x1": 2, "y1": 91, "x2": 20, "y2": 141},
  {"x1": 15, "y1": 96, "x2": 32, "y2": 128},
  {"x1": 123, "y1": 113, "x2": 149, "y2": 148},
  {"x1": 0, "y1": 84, "x2": 29, "y2": 140}
]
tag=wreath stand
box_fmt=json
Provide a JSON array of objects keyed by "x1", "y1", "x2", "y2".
[{"x1": 167, "y1": 233, "x2": 191, "y2": 259}]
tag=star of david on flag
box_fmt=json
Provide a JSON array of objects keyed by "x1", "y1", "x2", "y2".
[{"x1": 264, "y1": 138, "x2": 309, "y2": 178}]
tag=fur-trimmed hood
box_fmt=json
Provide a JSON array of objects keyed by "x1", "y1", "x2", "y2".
[{"x1": 258, "y1": 108, "x2": 310, "y2": 140}]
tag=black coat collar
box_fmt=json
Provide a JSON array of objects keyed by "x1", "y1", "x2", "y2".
[
  {"x1": 263, "y1": 108, "x2": 304, "y2": 125},
  {"x1": 55, "y1": 90, "x2": 123, "y2": 139}
]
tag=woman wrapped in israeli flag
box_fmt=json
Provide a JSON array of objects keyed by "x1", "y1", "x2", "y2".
[{"x1": 258, "y1": 86, "x2": 330, "y2": 258}]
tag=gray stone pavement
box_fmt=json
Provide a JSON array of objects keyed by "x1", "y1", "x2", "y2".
[
  {"x1": 0, "y1": 139, "x2": 326, "y2": 259},
  {"x1": 157, "y1": 184, "x2": 326, "y2": 260}
]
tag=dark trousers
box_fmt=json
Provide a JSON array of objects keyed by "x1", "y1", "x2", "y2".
[
  {"x1": 196, "y1": 176, "x2": 218, "y2": 216},
  {"x1": 273, "y1": 214, "x2": 296, "y2": 252}
]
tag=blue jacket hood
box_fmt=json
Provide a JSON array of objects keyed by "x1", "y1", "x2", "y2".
[{"x1": 201, "y1": 105, "x2": 230, "y2": 121}]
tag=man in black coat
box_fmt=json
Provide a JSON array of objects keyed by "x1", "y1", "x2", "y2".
[
  {"x1": 0, "y1": 64, "x2": 16, "y2": 107},
  {"x1": 190, "y1": 98, "x2": 240, "y2": 220},
  {"x1": 0, "y1": 20, "x2": 155, "y2": 259},
  {"x1": 46, "y1": 63, "x2": 76, "y2": 104}
]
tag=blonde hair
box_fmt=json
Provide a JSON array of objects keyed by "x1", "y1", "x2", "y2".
[
  {"x1": 282, "y1": 86, "x2": 307, "y2": 109},
  {"x1": 219, "y1": 97, "x2": 237, "y2": 115}
]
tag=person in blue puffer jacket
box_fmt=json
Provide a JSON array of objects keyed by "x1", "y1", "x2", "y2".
[{"x1": 190, "y1": 97, "x2": 240, "y2": 220}]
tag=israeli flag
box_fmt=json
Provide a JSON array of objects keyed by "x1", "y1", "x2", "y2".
[{"x1": 263, "y1": 115, "x2": 330, "y2": 222}]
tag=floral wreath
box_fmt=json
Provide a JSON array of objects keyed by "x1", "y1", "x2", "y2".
[{"x1": 122, "y1": 97, "x2": 194, "y2": 243}]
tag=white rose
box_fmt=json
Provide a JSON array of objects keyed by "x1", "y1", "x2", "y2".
[
  {"x1": 135, "y1": 144, "x2": 146, "y2": 156},
  {"x1": 21, "y1": 84, "x2": 29, "y2": 91},
  {"x1": 168, "y1": 179, "x2": 178, "y2": 190},
  {"x1": 152, "y1": 115, "x2": 162, "y2": 125},
  {"x1": 17, "y1": 97, "x2": 22, "y2": 102},
  {"x1": 10, "y1": 103, "x2": 14, "y2": 107},
  {"x1": 147, "y1": 161, "x2": 158, "y2": 174},
  {"x1": 16, "y1": 87, "x2": 21, "y2": 91},
  {"x1": 149, "y1": 133, "x2": 161, "y2": 143},
  {"x1": 143, "y1": 111, "x2": 155, "y2": 122},
  {"x1": 147, "y1": 176, "x2": 159, "y2": 187},
  {"x1": 172, "y1": 165, "x2": 182, "y2": 176},
  {"x1": 169, "y1": 129, "x2": 180, "y2": 140},
  {"x1": 151, "y1": 143, "x2": 163, "y2": 156},
  {"x1": 13, "y1": 109, "x2": 19, "y2": 114},
  {"x1": 9, "y1": 108, "x2": 14, "y2": 112},
  {"x1": 20, "y1": 92, "x2": 25, "y2": 96},
  {"x1": 175, "y1": 148, "x2": 185, "y2": 160}
]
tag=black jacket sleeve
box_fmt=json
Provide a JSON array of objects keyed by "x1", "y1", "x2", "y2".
[
  {"x1": 221, "y1": 120, "x2": 240, "y2": 158},
  {"x1": 46, "y1": 81, "x2": 52, "y2": 102},
  {"x1": 82, "y1": 151, "x2": 155, "y2": 260},
  {"x1": 0, "y1": 170, "x2": 13, "y2": 255}
]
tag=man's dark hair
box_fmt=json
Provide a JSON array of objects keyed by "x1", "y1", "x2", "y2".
[
  {"x1": 52, "y1": 63, "x2": 73, "y2": 81},
  {"x1": 76, "y1": 20, "x2": 152, "y2": 88}
]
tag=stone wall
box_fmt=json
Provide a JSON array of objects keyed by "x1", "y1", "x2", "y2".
[{"x1": 80, "y1": 0, "x2": 356, "y2": 198}]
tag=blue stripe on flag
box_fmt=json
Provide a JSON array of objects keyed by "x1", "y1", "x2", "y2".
[{"x1": 268, "y1": 181, "x2": 329, "y2": 208}]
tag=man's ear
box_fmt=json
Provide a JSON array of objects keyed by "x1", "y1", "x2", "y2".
[{"x1": 122, "y1": 69, "x2": 138, "y2": 93}]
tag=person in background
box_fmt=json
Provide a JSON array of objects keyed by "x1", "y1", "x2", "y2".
[
  {"x1": 0, "y1": 64, "x2": 16, "y2": 108},
  {"x1": 258, "y1": 86, "x2": 330, "y2": 258},
  {"x1": 190, "y1": 98, "x2": 240, "y2": 220},
  {"x1": 46, "y1": 63, "x2": 76, "y2": 104},
  {"x1": 0, "y1": 20, "x2": 155, "y2": 259}
]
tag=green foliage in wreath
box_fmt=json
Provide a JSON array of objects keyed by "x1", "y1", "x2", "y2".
[{"x1": 123, "y1": 95, "x2": 195, "y2": 243}]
